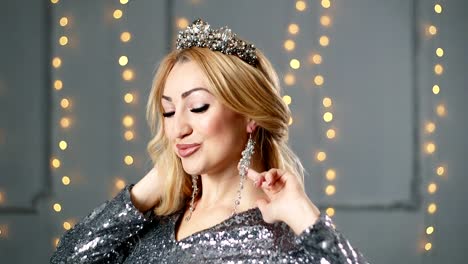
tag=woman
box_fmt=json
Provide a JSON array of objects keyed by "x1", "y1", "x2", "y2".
[{"x1": 51, "y1": 19, "x2": 369, "y2": 263}]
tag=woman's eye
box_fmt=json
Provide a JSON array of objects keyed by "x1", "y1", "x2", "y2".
[
  {"x1": 162, "y1": 104, "x2": 209, "y2": 118},
  {"x1": 162, "y1": 111, "x2": 175, "y2": 118},
  {"x1": 191, "y1": 104, "x2": 210, "y2": 113}
]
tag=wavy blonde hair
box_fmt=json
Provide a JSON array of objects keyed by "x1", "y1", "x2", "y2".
[{"x1": 146, "y1": 47, "x2": 305, "y2": 216}]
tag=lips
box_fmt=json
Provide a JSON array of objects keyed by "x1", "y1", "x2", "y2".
[{"x1": 176, "y1": 143, "x2": 201, "y2": 158}]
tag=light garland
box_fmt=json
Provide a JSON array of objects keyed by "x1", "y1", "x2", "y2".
[
  {"x1": 50, "y1": 0, "x2": 76, "y2": 248},
  {"x1": 422, "y1": 1, "x2": 446, "y2": 254}
]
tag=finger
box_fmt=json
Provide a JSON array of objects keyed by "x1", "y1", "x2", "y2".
[
  {"x1": 265, "y1": 168, "x2": 286, "y2": 186},
  {"x1": 247, "y1": 168, "x2": 266, "y2": 187}
]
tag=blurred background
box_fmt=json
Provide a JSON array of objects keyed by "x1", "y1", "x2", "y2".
[{"x1": 0, "y1": 0, "x2": 467, "y2": 263}]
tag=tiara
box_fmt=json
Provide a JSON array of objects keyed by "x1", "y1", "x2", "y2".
[{"x1": 176, "y1": 18, "x2": 258, "y2": 67}]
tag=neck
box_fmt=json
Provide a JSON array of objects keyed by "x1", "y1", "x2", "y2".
[{"x1": 195, "y1": 154, "x2": 267, "y2": 212}]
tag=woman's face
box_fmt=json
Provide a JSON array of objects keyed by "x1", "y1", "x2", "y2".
[{"x1": 162, "y1": 60, "x2": 247, "y2": 176}]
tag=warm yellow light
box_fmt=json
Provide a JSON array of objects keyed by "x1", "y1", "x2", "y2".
[
  {"x1": 124, "y1": 155, "x2": 134, "y2": 165},
  {"x1": 54, "y1": 80, "x2": 63, "y2": 90},
  {"x1": 120, "y1": 0, "x2": 129, "y2": 4},
  {"x1": 326, "y1": 129, "x2": 336, "y2": 139},
  {"x1": 123, "y1": 115, "x2": 134, "y2": 127},
  {"x1": 0, "y1": 192, "x2": 4, "y2": 204},
  {"x1": 321, "y1": 0, "x2": 331, "y2": 8},
  {"x1": 51, "y1": 0, "x2": 59, "y2": 4},
  {"x1": 425, "y1": 242, "x2": 432, "y2": 251},
  {"x1": 53, "y1": 203, "x2": 62, "y2": 212},
  {"x1": 436, "y1": 166, "x2": 445, "y2": 176},
  {"x1": 62, "y1": 176, "x2": 70, "y2": 185},
  {"x1": 59, "y1": 17, "x2": 68, "y2": 27},
  {"x1": 325, "y1": 185, "x2": 336, "y2": 195},
  {"x1": 59, "y1": 140, "x2": 68, "y2": 150},
  {"x1": 54, "y1": 238, "x2": 60, "y2": 247},
  {"x1": 436, "y1": 48, "x2": 444, "y2": 57},
  {"x1": 314, "y1": 75, "x2": 324, "y2": 86},
  {"x1": 426, "y1": 226, "x2": 434, "y2": 235},
  {"x1": 425, "y1": 122, "x2": 436, "y2": 133},
  {"x1": 60, "y1": 117, "x2": 71, "y2": 128},
  {"x1": 115, "y1": 179, "x2": 126, "y2": 189},
  {"x1": 122, "y1": 69, "x2": 134, "y2": 81},
  {"x1": 290, "y1": 59, "x2": 301, "y2": 69},
  {"x1": 310, "y1": 54, "x2": 322, "y2": 64},
  {"x1": 428, "y1": 25, "x2": 437, "y2": 36},
  {"x1": 124, "y1": 130, "x2": 134, "y2": 141},
  {"x1": 119, "y1": 56, "x2": 128, "y2": 66},
  {"x1": 434, "y1": 64, "x2": 444, "y2": 75},
  {"x1": 436, "y1": 104, "x2": 446, "y2": 116},
  {"x1": 427, "y1": 203, "x2": 437, "y2": 214},
  {"x1": 63, "y1": 221, "x2": 71, "y2": 230},
  {"x1": 51, "y1": 158, "x2": 61, "y2": 168},
  {"x1": 177, "y1": 18, "x2": 189, "y2": 29},
  {"x1": 284, "y1": 74, "x2": 296, "y2": 86},
  {"x1": 52, "y1": 57, "x2": 62, "y2": 68},
  {"x1": 320, "y1": 16, "x2": 331, "y2": 27},
  {"x1": 59, "y1": 36, "x2": 68, "y2": 46},
  {"x1": 282, "y1": 95, "x2": 292, "y2": 105},
  {"x1": 120, "y1": 31, "x2": 131, "y2": 42},
  {"x1": 296, "y1": 0, "x2": 307, "y2": 11},
  {"x1": 326, "y1": 169, "x2": 336, "y2": 181},
  {"x1": 323, "y1": 97, "x2": 332, "y2": 107},
  {"x1": 323, "y1": 112, "x2": 333, "y2": 122},
  {"x1": 326, "y1": 207, "x2": 335, "y2": 217},
  {"x1": 434, "y1": 4, "x2": 442, "y2": 14},
  {"x1": 319, "y1": 36, "x2": 330, "y2": 47},
  {"x1": 284, "y1": 40, "x2": 295, "y2": 51},
  {"x1": 428, "y1": 182, "x2": 437, "y2": 194},
  {"x1": 425, "y1": 142, "x2": 436, "y2": 154},
  {"x1": 60, "y1": 98, "x2": 70, "y2": 109},
  {"x1": 288, "y1": 117, "x2": 293, "y2": 126},
  {"x1": 316, "y1": 151, "x2": 327, "y2": 162},
  {"x1": 288, "y1": 24, "x2": 300, "y2": 35},
  {"x1": 124, "y1": 93, "x2": 134, "y2": 103},
  {"x1": 113, "y1": 9, "x2": 123, "y2": 19},
  {"x1": 432, "y1": 84, "x2": 440, "y2": 94}
]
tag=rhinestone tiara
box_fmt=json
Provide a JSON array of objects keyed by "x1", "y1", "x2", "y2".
[{"x1": 176, "y1": 18, "x2": 258, "y2": 67}]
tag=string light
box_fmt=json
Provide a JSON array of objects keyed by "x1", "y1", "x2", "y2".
[
  {"x1": 316, "y1": 151, "x2": 327, "y2": 162},
  {"x1": 282, "y1": 95, "x2": 292, "y2": 105},
  {"x1": 124, "y1": 93, "x2": 134, "y2": 103},
  {"x1": 436, "y1": 166, "x2": 445, "y2": 176},
  {"x1": 122, "y1": 115, "x2": 134, "y2": 127},
  {"x1": 119, "y1": 55, "x2": 129, "y2": 66},
  {"x1": 59, "y1": 36, "x2": 68, "y2": 46},
  {"x1": 59, "y1": 140, "x2": 68, "y2": 150},
  {"x1": 288, "y1": 23, "x2": 300, "y2": 35},
  {"x1": 115, "y1": 179, "x2": 126, "y2": 189},
  {"x1": 319, "y1": 35, "x2": 330, "y2": 46},
  {"x1": 122, "y1": 69, "x2": 134, "y2": 81},
  {"x1": 62, "y1": 176, "x2": 71, "y2": 185},
  {"x1": 436, "y1": 48, "x2": 444, "y2": 57},
  {"x1": 323, "y1": 112, "x2": 333, "y2": 122},
  {"x1": 284, "y1": 40, "x2": 295, "y2": 51},
  {"x1": 309, "y1": 54, "x2": 322, "y2": 64},
  {"x1": 284, "y1": 73, "x2": 296, "y2": 86},
  {"x1": 326, "y1": 169, "x2": 336, "y2": 181},
  {"x1": 124, "y1": 130, "x2": 134, "y2": 141},
  {"x1": 52, "y1": 57, "x2": 62, "y2": 68},
  {"x1": 120, "y1": 32, "x2": 131, "y2": 42},
  {"x1": 320, "y1": 16, "x2": 331, "y2": 27},
  {"x1": 295, "y1": 1, "x2": 306, "y2": 11},
  {"x1": 321, "y1": 0, "x2": 331, "y2": 9},
  {"x1": 290, "y1": 59, "x2": 301, "y2": 69},
  {"x1": 177, "y1": 18, "x2": 189, "y2": 29},
  {"x1": 59, "y1": 17, "x2": 68, "y2": 27},
  {"x1": 434, "y1": 4, "x2": 442, "y2": 14},
  {"x1": 113, "y1": 9, "x2": 123, "y2": 19},
  {"x1": 124, "y1": 155, "x2": 134, "y2": 165},
  {"x1": 314, "y1": 75, "x2": 324, "y2": 86}
]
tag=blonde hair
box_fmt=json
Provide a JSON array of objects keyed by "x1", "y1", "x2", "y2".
[{"x1": 146, "y1": 47, "x2": 305, "y2": 216}]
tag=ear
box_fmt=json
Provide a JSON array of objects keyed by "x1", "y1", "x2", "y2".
[{"x1": 246, "y1": 119, "x2": 257, "y2": 133}]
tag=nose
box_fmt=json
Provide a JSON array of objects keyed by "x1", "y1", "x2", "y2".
[{"x1": 173, "y1": 110, "x2": 192, "y2": 140}]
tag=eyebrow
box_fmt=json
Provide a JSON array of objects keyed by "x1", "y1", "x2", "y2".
[{"x1": 162, "y1": 87, "x2": 210, "y2": 102}]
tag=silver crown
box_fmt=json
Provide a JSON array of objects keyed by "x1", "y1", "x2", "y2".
[{"x1": 176, "y1": 19, "x2": 258, "y2": 67}]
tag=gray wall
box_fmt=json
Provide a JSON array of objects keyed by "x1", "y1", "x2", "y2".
[{"x1": 0, "y1": 0, "x2": 467, "y2": 263}]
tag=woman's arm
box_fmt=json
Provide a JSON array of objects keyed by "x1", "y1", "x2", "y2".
[{"x1": 50, "y1": 184, "x2": 152, "y2": 264}]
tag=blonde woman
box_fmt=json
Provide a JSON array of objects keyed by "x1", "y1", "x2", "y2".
[{"x1": 51, "y1": 19, "x2": 368, "y2": 263}]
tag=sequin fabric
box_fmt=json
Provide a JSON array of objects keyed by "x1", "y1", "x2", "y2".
[{"x1": 50, "y1": 184, "x2": 369, "y2": 263}]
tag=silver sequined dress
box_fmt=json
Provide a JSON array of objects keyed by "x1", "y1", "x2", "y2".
[{"x1": 50, "y1": 184, "x2": 369, "y2": 263}]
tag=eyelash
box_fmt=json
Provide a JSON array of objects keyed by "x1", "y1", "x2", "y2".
[{"x1": 162, "y1": 104, "x2": 210, "y2": 118}]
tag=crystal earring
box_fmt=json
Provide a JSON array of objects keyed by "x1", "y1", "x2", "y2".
[
  {"x1": 233, "y1": 133, "x2": 255, "y2": 215},
  {"x1": 185, "y1": 174, "x2": 199, "y2": 221}
]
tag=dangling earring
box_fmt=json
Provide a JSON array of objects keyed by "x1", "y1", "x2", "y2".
[
  {"x1": 233, "y1": 133, "x2": 255, "y2": 215},
  {"x1": 185, "y1": 174, "x2": 199, "y2": 221}
]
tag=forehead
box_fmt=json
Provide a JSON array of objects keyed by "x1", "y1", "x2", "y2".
[{"x1": 163, "y1": 60, "x2": 209, "y2": 95}]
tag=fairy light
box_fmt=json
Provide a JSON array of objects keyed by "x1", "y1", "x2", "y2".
[
  {"x1": 59, "y1": 36, "x2": 68, "y2": 46},
  {"x1": 124, "y1": 155, "x2": 134, "y2": 165},
  {"x1": 119, "y1": 55, "x2": 128, "y2": 66},
  {"x1": 295, "y1": 1, "x2": 306, "y2": 11},
  {"x1": 314, "y1": 75, "x2": 324, "y2": 86},
  {"x1": 284, "y1": 73, "x2": 296, "y2": 86},
  {"x1": 62, "y1": 176, "x2": 70, "y2": 185},
  {"x1": 319, "y1": 35, "x2": 330, "y2": 46},
  {"x1": 432, "y1": 84, "x2": 440, "y2": 94},
  {"x1": 122, "y1": 69, "x2": 134, "y2": 81},
  {"x1": 177, "y1": 18, "x2": 189, "y2": 29},
  {"x1": 124, "y1": 93, "x2": 134, "y2": 103},
  {"x1": 288, "y1": 23, "x2": 300, "y2": 35},
  {"x1": 310, "y1": 54, "x2": 322, "y2": 64},
  {"x1": 434, "y1": 4, "x2": 442, "y2": 14},
  {"x1": 320, "y1": 16, "x2": 331, "y2": 27},
  {"x1": 59, "y1": 140, "x2": 68, "y2": 150},
  {"x1": 54, "y1": 80, "x2": 63, "y2": 90},
  {"x1": 284, "y1": 40, "x2": 296, "y2": 51},
  {"x1": 321, "y1": 0, "x2": 331, "y2": 9},
  {"x1": 436, "y1": 48, "x2": 444, "y2": 57},
  {"x1": 115, "y1": 179, "x2": 126, "y2": 189},
  {"x1": 113, "y1": 9, "x2": 123, "y2": 19},
  {"x1": 282, "y1": 95, "x2": 292, "y2": 105},
  {"x1": 290, "y1": 59, "x2": 301, "y2": 69},
  {"x1": 59, "y1": 17, "x2": 68, "y2": 27},
  {"x1": 52, "y1": 57, "x2": 62, "y2": 68},
  {"x1": 124, "y1": 130, "x2": 134, "y2": 141},
  {"x1": 60, "y1": 98, "x2": 70, "y2": 109},
  {"x1": 120, "y1": 32, "x2": 131, "y2": 42}
]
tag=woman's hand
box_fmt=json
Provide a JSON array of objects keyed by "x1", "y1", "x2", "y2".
[
  {"x1": 247, "y1": 168, "x2": 321, "y2": 235},
  {"x1": 130, "y1": 166, "x2": 165, "y2": 213}
]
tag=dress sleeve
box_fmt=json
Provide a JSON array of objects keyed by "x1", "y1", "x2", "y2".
[
  {"x1": 295, "y1": 214, "x2": 370, "y2": 264},
  {"x1": 50, "y1": 184, "x2": 153, "y2": 264}
]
